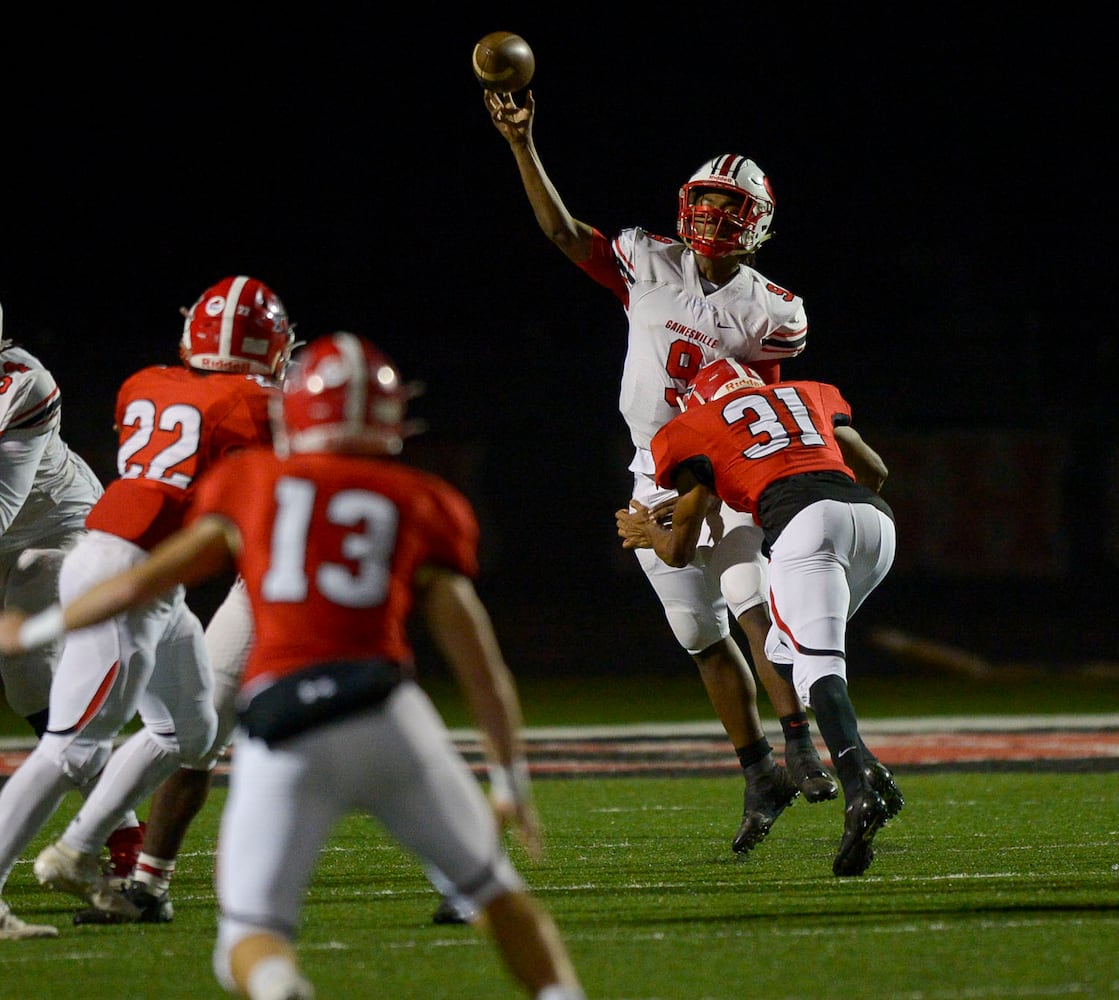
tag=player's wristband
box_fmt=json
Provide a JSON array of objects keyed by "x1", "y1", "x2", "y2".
[
  {"x1": 18, "y1": 605, "x2": 65, "y2": 649},
  {"x1": 487, "y1": 758, "x2": 531, "y2": 805}
]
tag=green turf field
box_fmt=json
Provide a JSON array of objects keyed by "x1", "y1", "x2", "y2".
[
  {"x1": 2, "y1": 664, "x2": 1117, "y2": 997},
  {"x1": 0, "y1": 770, "x2": 1116, "y2": 999}
]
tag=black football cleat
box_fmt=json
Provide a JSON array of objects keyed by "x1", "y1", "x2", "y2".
[
  {"x1": 431, "y1": 895, "x2": 472, "y2": 926},
  {"x1": 73, "y1": 882, "x2": 173, "y2": 925},
  {"x1": 833, "y1": 778, "x2": 890, "y2": 877},
  {"x1": 732, "y1": 764, "x2": 799, "y2": 854},
  {"x1": 785, "y1": 744, "x2": 839, "y2": 803},
  {"x1": 866, "y1": 759, "x2": 904, "y2": 819}
]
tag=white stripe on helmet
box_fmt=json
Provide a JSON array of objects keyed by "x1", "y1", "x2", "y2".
[
  {"x1": 219, "y1": 276, "x2": 251, "y2": 358},
  {"x1": 333, "y1": 331, "x2": 368, "y2": 433}
]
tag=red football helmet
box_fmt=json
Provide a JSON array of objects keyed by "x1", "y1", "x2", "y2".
[
  {"x1": 276, "y1": 332, "x2": 414, "y2": 456},
  {"x1": 180, "y1": 275, "x2": 293, "y2": 378},
  {"x1": 681, "y1": 358, "x2": 766, "y2": 412},
  {"x1": 677, "y1": 154, "x2": 775, "y2": 258}
]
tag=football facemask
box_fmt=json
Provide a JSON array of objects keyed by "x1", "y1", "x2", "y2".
[{"x1": 677, "y1": 154, "x2": 775, "y2": 258}]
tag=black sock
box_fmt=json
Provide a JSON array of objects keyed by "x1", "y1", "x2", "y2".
[
  {"x1": 735, "y1": 738, "x2": 773, "y2": 772},
  {"x1": 808, "y1": 675, "x2": 865, "y2": 793},
  {"x1": 779, "y1": 712, "x2": 813, "y2": 751}
]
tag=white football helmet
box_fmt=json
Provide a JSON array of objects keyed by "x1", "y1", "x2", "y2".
[
  {"x1": 677, "y1": 154, "x2": 775, "y2": 258},
  {"x1": 681, "y1": 358, "x2": 766, "y2": 412},
  {"x1": 180, "y1": 275, "x2": 293, "y2": 379}
]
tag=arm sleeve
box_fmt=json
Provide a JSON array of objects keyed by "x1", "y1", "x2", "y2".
[
  {"x1": 0, "y1": 431, "x2": 49, "y2": 534},
  {"x1": 752, "y1": 360, "x2": 781, "y2": 384},
  {"x1": 575, "y1": 227, "x2": 628, "y2": 303}
]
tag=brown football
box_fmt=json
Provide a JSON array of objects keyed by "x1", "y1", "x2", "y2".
[{"x1": 472, "y1": 32, "x2": 535, "y2": 93}]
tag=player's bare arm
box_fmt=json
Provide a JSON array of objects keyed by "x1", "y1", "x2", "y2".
[
  {"x1": 616, "y1": 470, "x2": 712, "y2": 568},
  {"x1": 485, "y1": 88, "x2": 594, "y2": 262},
  {"x1": 835, "y1": 425, "x2": 889, "y2": 492},
  {"x1": 418, "y1": 565, "x2": 543, "y2": 858}
]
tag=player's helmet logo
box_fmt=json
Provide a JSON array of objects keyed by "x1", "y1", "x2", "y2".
[
  {"x1": 180, "y1": 275, "x2": 294, "y2": 379},
  {"x1": 677, "y1": 154, "x2": 775, "y2": 258},
  {"x1": 681, "y1": 358, "x2": 766, "y2": 412}
]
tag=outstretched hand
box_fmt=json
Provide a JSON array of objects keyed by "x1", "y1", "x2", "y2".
[{"x1": 484, "y1": 89, "x2": 534, "y2": 144}]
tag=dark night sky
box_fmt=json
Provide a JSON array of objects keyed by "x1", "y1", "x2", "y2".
[{"x1": 1, "y1": 12, "x2": 1112, "y2": 668}]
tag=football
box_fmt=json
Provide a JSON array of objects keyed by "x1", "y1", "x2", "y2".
[{"x1": 472, "y1": 31, "x2": 535, "y2": 93}]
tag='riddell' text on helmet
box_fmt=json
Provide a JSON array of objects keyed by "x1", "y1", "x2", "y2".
[
  {"x1": 681, "y1": 358, "x2": 766, "y2": 412},
  {"x1": 677, "y1": 154, "x2": 775, "y2": 258},
  {"x1": 275, "y1": 332, "x2": 410, "y2": 456},
  {"x1": 180, "y1": 275, "x2": 293, "y2": 379}
]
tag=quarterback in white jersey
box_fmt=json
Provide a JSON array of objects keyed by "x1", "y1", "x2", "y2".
[
  {"x1": 612, "y1": 225, "x2": 806, "y2": 457},
  {"x1": 486, "y1": 93, "x2": 837, "y2": 854},
  {"x1": 0, "y1": 307, "x2": 104, "y2": 735}
]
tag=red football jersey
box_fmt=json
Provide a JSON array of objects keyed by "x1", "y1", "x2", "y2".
[
  {"x1": 86, "y1": 367, "x2": 275, "y2": 549},
  {"x1": 187, "y1": 448, "x2": 480, "y2": 686},
  {"x1": 652, "y1": 380, "x2": 855, "y2": 513}
]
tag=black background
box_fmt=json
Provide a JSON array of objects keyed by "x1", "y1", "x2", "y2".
[{"x1": 1, "y1": 11, "x2": 1112, "y2": 675}]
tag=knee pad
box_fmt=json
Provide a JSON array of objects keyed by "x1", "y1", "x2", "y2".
[
  {"x1": 719, "y1": 561, "x2": 765, "y2": 617},
  {"x1": 661, "y1": 600, "x2": 727, "y2": 656},
  {"x1": 635, "y1": 548, "x2": 728, "y2": 655},
  {"x1": 41, "y1": 734, "x2": 113, "y2": 787},
  {"x1": 708, "y1": 516, "x2": 767, "y2": 617},
  {"x1": 173, "y1": 711, "x2": 220, "y2": 766}
]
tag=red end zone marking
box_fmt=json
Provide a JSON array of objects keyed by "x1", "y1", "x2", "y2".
[{"x1": 5, "y1": 725, "x2": 1118, "y2": 779}]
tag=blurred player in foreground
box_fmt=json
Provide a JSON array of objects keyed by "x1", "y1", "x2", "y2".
[
  {"x1": 616, "y1": 359, "x2": 904, "y2": 875},
  {"x1": 0, "y1": 332, "x2": 587, "y2": 1000},
  {"x1": 0, "y1": 276, "x2": 287, "y2": 939},
  {"x1": 484, "y1": 87, "x2": 837, "y2": 860}
]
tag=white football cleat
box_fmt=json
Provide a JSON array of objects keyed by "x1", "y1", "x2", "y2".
[
  {"x1": 34, "y1": 841, "x2": 141, "y2": 919},
  {"x1": 0, "y1": 899, "x2": 58, "y2": 940}
]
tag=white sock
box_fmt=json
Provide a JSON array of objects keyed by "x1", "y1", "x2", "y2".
[
  {"x1": 536, "y1": 986, "x2": 587, "y2": 1000},
  {"x1": 246, "y1": 956, "x2": 315, "y2": 1000},
  {"x1": 133, "y1": 853, "x2": 176, "y2": 895}
]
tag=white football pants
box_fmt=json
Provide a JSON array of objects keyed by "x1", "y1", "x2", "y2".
[
  {"x1": 213, "y1": 679, "x2": 523, "y2": 977},
  {"x1": 764, "y1": 500, "x2": 895, "y2": 707},
  {"x1": 631, "y1": 470, "x2": 768, "y2": 655}
]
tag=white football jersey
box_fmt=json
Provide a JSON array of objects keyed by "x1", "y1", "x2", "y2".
[
  {"x1": 609, "y1": 228, "x2": 807, "y2": 461},
  {"x1": 0, "y1": 342, "x2": 103, "y2": 555}
]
